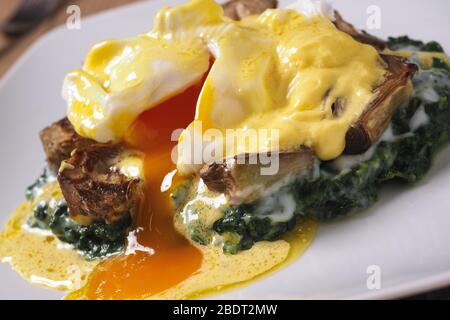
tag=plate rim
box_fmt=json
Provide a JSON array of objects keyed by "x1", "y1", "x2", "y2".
[{"x1": 0, "y1": 0, "x2": 449, "y2": 300}]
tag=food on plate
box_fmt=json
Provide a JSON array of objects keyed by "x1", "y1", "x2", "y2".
[
  {"x1": 1, "y1": 0, "x2": 449, "y2": 299},
  {"x1": 40, "y1": 117, "x2": 94, "y2": 172},
  {"x1": 223, "y1": 0, "x2": 277, "y2": 20}
]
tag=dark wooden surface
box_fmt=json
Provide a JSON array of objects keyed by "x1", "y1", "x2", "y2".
[
  {"x1": 0, "y1": 0, "x2": 144, "y2": 77},
  {"x1": 0, "y1": 0, "x2": 448, "y2": 300},
  {"x1": 406, "y1": 286, "x2": 450, "y2": 300}
]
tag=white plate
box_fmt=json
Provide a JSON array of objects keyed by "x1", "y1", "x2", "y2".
[{"x1": 0, "y1": 0, "x2": 449, "y2": 300}]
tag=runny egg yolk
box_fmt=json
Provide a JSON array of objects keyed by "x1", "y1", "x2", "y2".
[{"x1": 80, "y1": 76, "x2": 207, "y2": 300}]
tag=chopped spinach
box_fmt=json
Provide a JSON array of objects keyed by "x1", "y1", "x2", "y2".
[
  {"x1": 28, "y1": 198, "x2": 131, "y2": 260},
  {"x1": 212, "y1": 44, "x2": 450, "y2": 254},
  {"x1": 25, "y1": 168, "x2": 53, "y2": 201},
  {"x1": 189, "y1": 227, "x2": 209, "y2": 246},
  {"x1": 30, "y1": 201, "x2": 52, "y2": 229},
  {"x1": 433, "y1": 57, "x2": 450, "y2": 71},
  {"x1": 387, "y1": 35, "x2": 444, "y2": 52},
  {"x1": 215, "y1": 203, "x2": 304, "y2": 253}
]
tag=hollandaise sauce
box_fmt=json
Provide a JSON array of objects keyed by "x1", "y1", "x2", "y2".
[
  {"x1": 0, "y1": 184, "x2": 98, "y2": 292},
  {"x1": 63, "y1": 0, "x2": 386, "y2": 170}
]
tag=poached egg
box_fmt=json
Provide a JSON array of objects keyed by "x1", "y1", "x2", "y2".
[{"x1": 62, "y1": 0, "x2": 385, "y2": 172}]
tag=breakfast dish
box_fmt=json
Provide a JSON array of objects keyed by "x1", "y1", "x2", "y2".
[{"x1": 0, "y1": 0, "x2": 449, "y2": 299}]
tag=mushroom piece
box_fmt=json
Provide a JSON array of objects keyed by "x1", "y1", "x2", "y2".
[
  {"x1": 40, "y1": 117, "x2": 93, "y2": 172},
  {"x1": 333, "y1": 10, "x2": 386, "y2": 51},
  {"x1": 200, "y1": 9, "x2": 416, "y2": 200},
  {"x1": 223, "y1": 0, "x2": 278, "y2": 20},
  {"x1": 200, "y1": 147, "x2": 315, "y2": 204},
  {"x1": 200, "y1": 54, "x2": 416, "y2": 200},
  {"x1": 344, "y1": 54, "x2": 417, "y2": 154},
  {"x1": 58, "y1": 144, "x2": 144, "y2": 224}
]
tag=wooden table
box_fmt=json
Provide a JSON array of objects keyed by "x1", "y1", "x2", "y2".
[
  {"x1": 0, "y1": 0, "x2": 447, "y2": 300},
  {"x1": 0, "y1": 0, "x2": 144, "y2": 78}
]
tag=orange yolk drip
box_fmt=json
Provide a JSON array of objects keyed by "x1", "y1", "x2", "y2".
[{"x1": 82, "y1": 79, "x2": 206, "y2": 299}]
